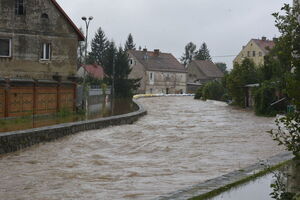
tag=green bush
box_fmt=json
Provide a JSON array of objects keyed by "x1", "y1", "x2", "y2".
[
  {"x1": 194, "y1": 87, "x2": 202, "y2": 99},
  {"x1": 270, "y1": 112, "x2": 300, "y2": 157},
  {"x1": 202, "y1": 81, "x2": 225, "y2": 101},
  {"x1": 254, "y1": 82, "x2": 282, "y2": 116}
]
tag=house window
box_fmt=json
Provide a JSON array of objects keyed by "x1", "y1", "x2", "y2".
[
  {"x1": 41, "y1": 43, "x2": 51, "y2": 60},
  {"x1": 0, "y1": 38, "x2": 11, "y2": 57},
  {"x1": 149, "y1": 72, "x2": 154, "y2": 85},
  {"x1": 247, "y1": 51, "x2": 250, "y2": 57},
  {"x1": 253, "y1": 51, "x2": 256, "y2": 57},
  {"x1": 15, "y1": 0, "x2": 25, "y2": 15},
  {"x1": 259, "y1": 52, "x2": 263, "y2": 57},
  {"x1": 129, "y1": 58, "x2": 134, "y2": 66}
]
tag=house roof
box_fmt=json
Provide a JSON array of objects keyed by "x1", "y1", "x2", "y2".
[
  {"x1": 128, "y1": 50, "x2": 186, "y2": 73},
  {"x1": 192, "y1": 60, "x2": 224, "y2": 78},
  {"x1": 50, "y1": 0, "x2": 85, "y2": 41},
  {"x1": 83, "y1": 64, "x2": 106, "y2": 79},
  {"x1": 252, "y1": 39, "x2": 275, "y2": 54}
]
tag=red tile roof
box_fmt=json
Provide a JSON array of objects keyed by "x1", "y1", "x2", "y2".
[
  {"x1": 50, "y1": 0, "x2": 85, "y2": 41},
  {"x1": 252, "y1": 39, "x2": 275, "y2": 54},
  {"x1": 83, "y1": 64, "x2": 106, "y2": 79}
]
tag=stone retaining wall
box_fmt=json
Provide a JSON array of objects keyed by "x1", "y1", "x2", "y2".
[{"x1": 0, "y1": 99, "x2": 147, "y2": 154}]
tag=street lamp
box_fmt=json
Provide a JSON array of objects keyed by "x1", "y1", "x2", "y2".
[{"x1": 81, "y1": 16, "x2": 93, "y2": 113}]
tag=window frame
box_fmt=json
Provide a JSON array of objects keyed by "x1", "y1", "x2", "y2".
[
  {"x1": 40, "y1": 43, "x2": 51, "y2": 61},
  {"x1": 15, "y1": 0, "x2": 26, "y2": 15},
  {"x1": 149, "y1": 72, "x2": 155, "y2": 85},
  {"x1": 0, "y1": 38, "x2": 12, "y2": 58},
  {"x1": 253, "y1": 51, "x2": 256, "y2": 57}
]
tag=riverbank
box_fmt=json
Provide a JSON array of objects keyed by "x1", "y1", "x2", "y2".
[{"x1": 0, "y1": 99, "x2": 146, "y2": 154}]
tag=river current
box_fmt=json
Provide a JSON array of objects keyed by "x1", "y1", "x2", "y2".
[{"x1": 0, "y1": 97, "x2": 284, "y2": 200}]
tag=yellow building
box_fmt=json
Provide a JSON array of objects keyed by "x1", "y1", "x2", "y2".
[{"x1": 233, "y1": 37, "x2": 275, "y2": 67}]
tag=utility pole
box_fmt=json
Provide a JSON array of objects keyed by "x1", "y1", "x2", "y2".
[{"x1": 81, "y1": 16, "x2": 93, "y2": 115}]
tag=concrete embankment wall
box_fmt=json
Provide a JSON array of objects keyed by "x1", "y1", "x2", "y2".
[{"x1": 0, "y1": 99, "x2": 147, "y2": 154}]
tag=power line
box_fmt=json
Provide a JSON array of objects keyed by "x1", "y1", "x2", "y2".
[{"x1": 211, "y1": 55, "x2": 237, "y2": 58}]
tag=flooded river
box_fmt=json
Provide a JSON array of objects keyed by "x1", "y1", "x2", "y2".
[{"x1": 0, "y1": 97, "x2": 285, "y2": 200}]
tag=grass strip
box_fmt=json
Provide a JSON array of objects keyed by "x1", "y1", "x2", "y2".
[{"x1": 189, "y1": 160, "x2": 291, "y2": 200}]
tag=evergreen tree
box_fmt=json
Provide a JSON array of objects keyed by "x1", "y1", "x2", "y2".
[
  {"x1": 195, "y1": 42, "x2": 212, "y2": 61},
  {"x1": 180, "y1": 42, "x2": 197, "y2": 67},
  {"x1": 103, "y1": 41, "x2": 140, "y2": 98},
  {"x1": 215, "y1": 62, "x2": 227, "y2": 74},
  {"x1": 89, "y1": 27, "x2": 109, "y2": 65},
  {"x1": 125, "y1": 33, "x2": 136, "y2": 51}
]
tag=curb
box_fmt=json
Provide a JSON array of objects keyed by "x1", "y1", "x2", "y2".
[{"x1": 154, "y1": 152, "x2": 294, "y2": 200}]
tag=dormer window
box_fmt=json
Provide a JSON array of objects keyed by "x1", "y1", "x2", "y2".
[{"x1": 15, "y1": 0, "x2": 26, "y2": 15}]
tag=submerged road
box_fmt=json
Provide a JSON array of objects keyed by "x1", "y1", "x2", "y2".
[{"x1": 0, "y1": 97, "x2": 284, "y2": 200}]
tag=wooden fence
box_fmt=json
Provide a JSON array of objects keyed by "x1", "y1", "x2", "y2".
[{"x1": 0, "y1": 79, "x2": 76, "y2": 118}]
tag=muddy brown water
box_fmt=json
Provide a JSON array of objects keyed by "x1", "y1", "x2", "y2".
[{"x1": 0, "y1": 97, "x2": 285, "y2": 200}]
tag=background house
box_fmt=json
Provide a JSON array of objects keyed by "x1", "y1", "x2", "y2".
[
  {"x1": 233, "y1": 37, "x2": 275, "y2": 66},
  {"x1": 77, "y1": 64, "x2": 106, "y2": 80},
  {"x1": 186, "y1": 60, "x2": 224, "y2": 93},
  {"x1": 128, "y1": 49, "x2": 187, "y2": 94},
  {"x1": 0, "y1": 0, "x2": 84, "y2": 117}
]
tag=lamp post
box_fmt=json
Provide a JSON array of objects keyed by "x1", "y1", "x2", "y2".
[{"x1": 81, "y1": 16, "x2": 93, "y2": 114}]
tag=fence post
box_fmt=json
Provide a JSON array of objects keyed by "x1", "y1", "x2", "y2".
[
  {"x1": 4, "y1": 79, "x2": 9, "y2": 118},
  {"x1": 33, "y1": 81, "x2": 37, "y2": 115},
  {"x1": 57, "y1": 83, "x2": 60, "y2": 113}
]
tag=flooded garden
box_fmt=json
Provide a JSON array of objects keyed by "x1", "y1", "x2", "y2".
[
  {"x1": 0, "y1": 96, "x2": 290, "y2": 199},
  {"x1": 0, "y1": 98, "x2": 135, "y2": 133}
]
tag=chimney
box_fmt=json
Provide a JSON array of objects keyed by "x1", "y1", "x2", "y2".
[
  {"x1": 262, "y1": 36, "x2": 267, "y2": 41},
  {"x1": 143, "y1": 48, "x2": 148, "y2": 60},
  {"x1": 154, "y1": 49, "x2": 160, "y2": 56}
]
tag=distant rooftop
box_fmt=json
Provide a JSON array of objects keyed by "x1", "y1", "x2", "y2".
[
  {"x1": 83, "y1": 64, "x2": 106, "y2": 79},
  {"x1": 252, "y1": 37, "x2": 275, "y2": 53},
  {"x1": 128, "y1": 49, "x2": 186, "y2": 73},
  {"x1": 192, "y1": 60, "x2": 224, "y2": 78}
]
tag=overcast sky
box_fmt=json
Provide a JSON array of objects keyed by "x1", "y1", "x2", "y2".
[{"x1": 57, "y1": 0, "x2": 292, "y2": 69}]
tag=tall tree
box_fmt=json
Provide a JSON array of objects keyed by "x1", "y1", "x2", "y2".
[
  {"x1": 227, "y1": 58, "x2": 258, "y2": 107},
  {"x1": 125, "y1": 33, "x2": 136, "y2": 51},
  {"x1": 89, "y1": 27, "x2": 109, "y2": 65},
  {"x1": 180, "y1": 42, "x2": 197, "y2": 67},
  {"x1": 195, "y1": 42, "x2": 212, "y2": 61},
  {"x1": 215, "y1": 62, "x2": 227, "y2": 74},
  {"x1": 103, "y1": 41, "x2": 140, "y2": 98}
]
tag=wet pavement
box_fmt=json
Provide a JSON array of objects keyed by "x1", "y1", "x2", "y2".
[{"x1": 0, "y1": 97, "x2": 285, "y2": 200}]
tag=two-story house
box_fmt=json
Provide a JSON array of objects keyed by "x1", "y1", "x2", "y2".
[
  {"x1": 233, "y1": 37, "x2": 275, "y2": 67},
  {"x1": 0, "y1": 0, "x2": 84, "y2": 118},
  {"x1": 128, "y1": 49, "x2": 187, "y2": 94}
]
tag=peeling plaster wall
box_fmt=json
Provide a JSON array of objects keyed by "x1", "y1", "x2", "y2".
[{"x1": 0, "y1": 0, "x2": 79, "y2": 80}]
